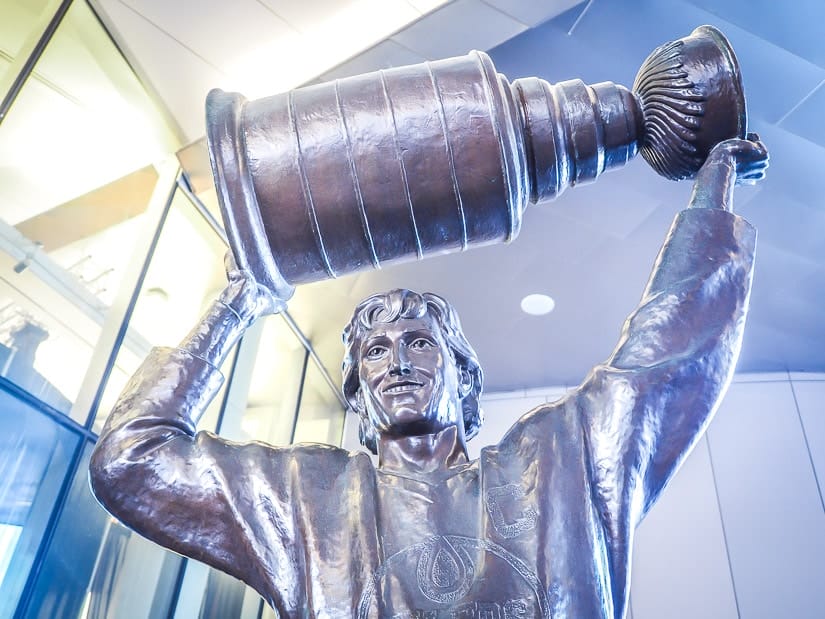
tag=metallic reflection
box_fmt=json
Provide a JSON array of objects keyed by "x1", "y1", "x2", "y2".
[
  {"x1": 90, "y1": 136, "x2": 767, "y2": 618},
  {"x1": 206, "y1": 26, "x2": 746, "y2": 301},
  {"x1": 90, "y1": 25, "x2": 768, "y2": 619}
]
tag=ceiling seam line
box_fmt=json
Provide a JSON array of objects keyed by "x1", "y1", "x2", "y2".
[
  {"x1": 251, "y1": 0, "x2": 304, "y2": 35},
  {"x1": 476, "y1": 0, "x2": 530, "y2": 28},
  {"x1": 115, "y1": 0, "x2": 229, "y2": 76},
  {"x1": 567, "y1": 0, "x2": 595, "y2": 36},
  {"x1": 776, "y1": 78, "x2": 825, "y2": 125}
]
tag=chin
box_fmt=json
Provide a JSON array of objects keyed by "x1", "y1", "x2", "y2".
[{"x1": 388, "y1": 405, "x2": 430, "y2": 425}]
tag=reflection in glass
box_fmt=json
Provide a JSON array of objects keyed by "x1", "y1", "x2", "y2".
[
  {"x1": 19, "y1": 442, "x2": 183, "y2": 618},
  {"x1": 19, "y1": 443, "x2": 107, "y2": 618},
  {"x1": 94, "y1": 190, "x2": 229, "y2": 432},
  {"x1": 0, "y1": 0, "x2": 53, "y2": 98},
  {"x1": 218, "y1": 315, "x2": 307, "y2": 445},
  {"x1": 0, "y1": 0, "x2": 178, "y2": 417},
  {"x1": 0, "y1": 0, "x2": 178, "y2": 229},
  {"x1": 293, "y1": 357, "x2": 346, "y2": 446},
  {"x1": 0, "y1": 385, "x2": 79, "y2": 617},
  {"x1": 84, "y1": 521, "x2": 184, "y2": 619},
  {"x1": 0, "y1": 165, "x2": 164, "y2": 418}
]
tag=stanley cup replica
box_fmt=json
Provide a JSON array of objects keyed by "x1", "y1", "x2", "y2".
[{"x1": 206, "y1": 25, "x2": 746, "y2": 301}]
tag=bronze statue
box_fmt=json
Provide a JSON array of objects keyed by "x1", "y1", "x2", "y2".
[
  {"x1": 90, "y1": 135, "x2": 766, "y2": 618},
  {"x1": 89, "y1": 26, "x2": 768, "y2": 619}
]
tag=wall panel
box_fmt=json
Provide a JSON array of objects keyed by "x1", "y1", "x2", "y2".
[
  {"x1": 631, "y1": 437, "x2": 737, "y2": 619},
  {"x1": 707, "y1": 379, "x2": 825, "y2": 619}
]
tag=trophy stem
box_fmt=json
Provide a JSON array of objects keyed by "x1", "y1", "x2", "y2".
[{"x1": 512, "y1": 77, "x2": 643, "y2": 203}]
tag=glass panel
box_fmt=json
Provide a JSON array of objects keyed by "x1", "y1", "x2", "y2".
[
  {"x1": 292, "y1": 358, "x2": 346, "y2": 446},
  {"x1": 198, "y1": 569, "x2": 248, "y2": 619},
  {"x1": 0, "y1": 166, "x2": 164, "y2": 419},
  {"x1": 83, "y1": 522, "x2": 184, "y2": 619},
  {"x1": 0, "y1": 0, "x2": 179, "y2": 416},
  {"x1": 218, "y1": 315, "x2": 307, "y2": 445},
  {"x1": 0, "y1": 383, "x2": 80, "y2": 617},
  {"x1": 0, "y1": 0, "x2": 178, "y2": 229},
  {"x1": 172, "y1": 564, "x2": 263, "y2": 619},
  {"x1": 0, "y1": 0, "x2": 54, "y2": 98},
  {"x1": 19, "y1": 441, "x2": 184, "y2": 619},
  {"x1": 94, "y1": 190, "x2": 229, "y2": 433}
]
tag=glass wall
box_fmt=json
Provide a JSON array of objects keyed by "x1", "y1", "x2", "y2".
[
  {"x1": 0, "y1": 2, "x2": 347, "y2": 617},
  {"x1": 0, "y1": 0, "x2": 178, "y2": 421},
  {"x1": 0, "y1": 0, "x2": 56, "y2": 98},
  {"x1": 0, "y1": 387, "x2": 80, "y2": 617}
]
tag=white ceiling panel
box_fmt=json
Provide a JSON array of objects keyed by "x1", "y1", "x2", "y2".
[
  {"x1": 779, "y1": 82, "x2": 825, "y2": 149},
  {"x1": 688, "y1": 0, "x2": 825, "y2": 68},
  {"x1": 257, "y1": 0, "x2": 422, "y2": 34},
  {"x1": 93, "y1": 0, "x2": 226, "y2": 141},
  {"x1": 319, "y1": 39, "x2": 427, "y2": 81},
  {"x1": 391, "y1": 0, "x2": 527, "y2": 59},
  {"x1": 480, "y1": 0, "x2": 584, "y2": 27},
  {"x1": 119, "y1": 0, "x2": 297, "y2": 74},
  {"x1": 257, "y1": 0, "x2": 354, "y2": 32}
]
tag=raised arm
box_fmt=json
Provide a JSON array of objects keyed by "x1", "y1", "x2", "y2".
[
  {"x1": 89, "y1": 264, "x2": 284, "y2": 591},
  {"x1": 577, "y1": 136, "x2": 768, "y2": 525}
]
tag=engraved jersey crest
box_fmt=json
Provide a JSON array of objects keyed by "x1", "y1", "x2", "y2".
[
  {"x1": 484, "y1": 484, "x2": 538, "y2": 539},
  {"x1": 357, "y1": 535, "x2": 550, "y2": 618}
]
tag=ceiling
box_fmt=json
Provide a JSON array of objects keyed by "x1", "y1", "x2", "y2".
[{"x1": 93, "y1": 0, "x2": 825, "y2": 392}]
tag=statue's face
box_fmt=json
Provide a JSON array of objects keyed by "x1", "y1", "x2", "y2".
[{"x1": 357, "y1": 314, "x2": 464, "y2": 439}]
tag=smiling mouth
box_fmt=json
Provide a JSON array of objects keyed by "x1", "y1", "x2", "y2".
[{"x1": 383, "y1": 380, "x2": 424, "y2": 394}]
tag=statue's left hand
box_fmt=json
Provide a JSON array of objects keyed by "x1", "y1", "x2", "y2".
[
  {"x1": 703, "y1": 133, "x2": 769, "y2": 185},
  {"x1": 688, "y1": 133, "x2": 768, "y2": 212}
]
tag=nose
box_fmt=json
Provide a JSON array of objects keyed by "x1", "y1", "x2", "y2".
[{"x1": 389, "y1": 343, "x2": 411, "y2": 376}]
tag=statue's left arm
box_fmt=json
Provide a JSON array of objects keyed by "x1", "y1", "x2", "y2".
[{"x1": 576, "y1": 136, "x2": 768, "y2": 526}]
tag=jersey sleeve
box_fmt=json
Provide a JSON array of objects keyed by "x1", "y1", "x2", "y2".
[
  {"x1": 89, "y1": 347, "x2": 298, "y2": 602},
  {"x1": 577, "y1": 206, "x2": 756, "y2": 528}
]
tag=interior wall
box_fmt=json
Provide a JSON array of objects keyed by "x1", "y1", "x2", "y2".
[{"x1": 341, "y1": 371, "x2": 825, "y2": 618}]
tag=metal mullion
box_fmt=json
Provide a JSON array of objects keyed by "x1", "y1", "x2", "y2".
[
  {"x1": 0, "y1": 0, "x2": 74, "y2": 124},
  {"x1": 71, "y1": 159, "x2": 180, "y2": 430},
  {"x1": 176, "y1": 176, "x2": 229, "y2": 244},
  {"x1": 289, "y1": 348, "x2": 311, "y2": 444},
  {"x1": 0, "y1": 375, "x2": 96, "y2": 442},
  {"x1": 164, "y1": 556, "x2": 190, "y2": 619}
]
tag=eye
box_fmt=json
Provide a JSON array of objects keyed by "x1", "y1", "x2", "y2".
[
  {"x1": 409, "y1": 337, "x2": 434, "y2": 351},
  {"x1": 365, "y1": 344, "x2": 387, "y2": 360}
]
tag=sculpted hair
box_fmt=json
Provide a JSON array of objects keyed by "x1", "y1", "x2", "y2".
[{"x1": 342, "y1": 289, "x2": 484, "y2": 454}]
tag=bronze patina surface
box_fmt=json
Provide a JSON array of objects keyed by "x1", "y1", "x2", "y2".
[
  {"x1": 205, "y1": 26, "x2": 746, "y2": 300},
  {"x1": 90, "y1": 26, "x2": 768, "y2": 619}
]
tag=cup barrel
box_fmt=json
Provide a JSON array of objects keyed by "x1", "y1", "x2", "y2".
[
  {"x1": 207, "y1": 52, "x2": 526, "y2": 289},
  {"x1": 633, "y1": 24, "x2": 747, "y2": 181}
]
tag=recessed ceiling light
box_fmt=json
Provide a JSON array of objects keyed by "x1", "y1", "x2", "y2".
[{"x1": 520, "y1": 293, "x2": 555, "y2": 316}]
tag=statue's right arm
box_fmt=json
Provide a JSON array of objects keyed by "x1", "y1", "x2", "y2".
[{"x1": 89, "y1": 267, "x2": 284, "y2": 592}]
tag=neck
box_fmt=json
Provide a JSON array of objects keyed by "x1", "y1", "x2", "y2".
[{"x1": 378, "y1": 425, "x2": 469, "y2": 478}]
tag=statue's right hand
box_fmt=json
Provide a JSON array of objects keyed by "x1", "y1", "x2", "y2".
[{"x1": 221, "y1": 252, "x2": 287, "y2": 327}]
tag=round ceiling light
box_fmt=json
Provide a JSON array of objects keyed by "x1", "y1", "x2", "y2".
[{"x1": 520, "y1": 293, "x2": 556, "y2": 316}]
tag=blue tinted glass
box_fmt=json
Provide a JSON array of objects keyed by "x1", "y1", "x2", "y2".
[
  {"x1": 20, "y1": 441, "x2": 185, "y2": 619},
  {"x1": 0, "y1": 384, "x2": 79, "y2": 617},
  {"x1": 19, "y1": 442, "x2": 106, "y2": 618}
]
